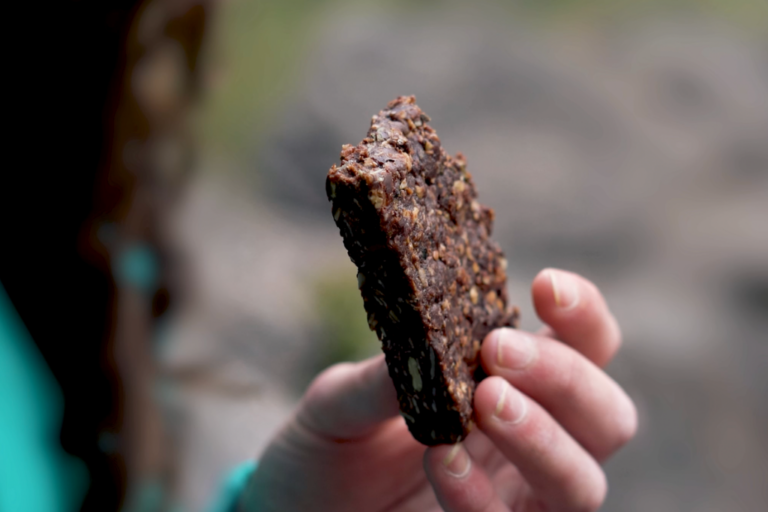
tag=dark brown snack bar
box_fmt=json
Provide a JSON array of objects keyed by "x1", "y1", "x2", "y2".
[{"x1": 326, "y1": 96, "x2": 518, "y2": 445}]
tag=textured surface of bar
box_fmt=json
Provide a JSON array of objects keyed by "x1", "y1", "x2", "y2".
[{"x1": 326, "y1": 96, "x2": 518, "y2": 445}]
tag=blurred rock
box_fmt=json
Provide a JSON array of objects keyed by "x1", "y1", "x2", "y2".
[{"x1": 172, "y1": 6, "x2": 768, "y2": 511}]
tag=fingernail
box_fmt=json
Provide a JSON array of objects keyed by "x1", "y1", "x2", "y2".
[
  {"x1": 495, "y1": 329, "x2": 536, "y2": 369},
  {"x1": 442, "y1": 443, "x2": 471, "y2": 478},
  {"x1": 549, "y1": 269, "x2": 579, "y2": 310},
  {"x1": 493, "y1": 380, "x2": 527, "y2": 424}
]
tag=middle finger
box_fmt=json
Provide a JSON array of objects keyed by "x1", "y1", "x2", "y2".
[
  {"x1": 475, "y1": 377, "x2": 607, "y2": 512},
  {"x1": 481, "y1": 328, "x2": 637, "y2": 460}
]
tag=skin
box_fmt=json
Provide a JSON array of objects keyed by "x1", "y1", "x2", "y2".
[{"x1": 239, "y1": 269, "x2": 637, "y2": 512}]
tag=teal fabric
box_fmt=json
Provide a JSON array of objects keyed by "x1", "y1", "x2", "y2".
[
  {"x1": 206, "y1": 460, "x2": 258, "y2": 512},
  {"x1": 0, "y1": 282, "x2": 255, "y2": 512},
  {"x1": 0, "y1": 283, "x2": 89, "y2": 512}
]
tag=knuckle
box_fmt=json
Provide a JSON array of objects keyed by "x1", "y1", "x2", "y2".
[
  {"x1": 578, "y1": 469, "x2": 608, "y2": 512},
  {"x1": 317, "y1": 361, "x2": 356, "y2": 383},
  {"x1": 614, "y1": 397, "x2": 639, "y2": 448},
  {"x1": 592, "y1": 312, "x2": 622, "y2": 367},
  {"x1": 605, "y1": 314, "x2": 623, "y2": 352},
  {"x1": 596, "y1": 393, "x2": 638, "y2": 459},
  {"x1": 565, "y1": 466, "x2": 607, "y2": 512},
  {"x1": 300, "y1": 361, "x2": 368, "y2": 436},
  {"x1": 524, "y1": 408, "x2": 560, "y2": 460},
  {"x1": 306, "y1": 362, "x2": 355, "y2": 399},
  {"x1": 611, "y1": 314, "x2": 623, "y2": 347},
  {"x1": 557, "y1": 351, "x2": 584, "y2": 399}
]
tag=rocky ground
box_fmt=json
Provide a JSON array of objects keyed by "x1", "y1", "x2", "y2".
[{"x1": 163, "y1": 6, "x2": 768, "y2": 511}]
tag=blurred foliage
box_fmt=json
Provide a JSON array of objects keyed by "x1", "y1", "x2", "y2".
[
  {"x1": 309, "y1": 269, "x2": 380, "y2": 377},
  {"x1": 197, "y1": 0, "x2": 767, "y2": 162},
  {"x1": 197, "y1": 0, "x2": 333, "y2": 156}
]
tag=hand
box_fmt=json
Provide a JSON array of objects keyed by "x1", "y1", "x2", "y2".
[{"x1": 238, "y1": 269, "x2": 637, "y2": 512}]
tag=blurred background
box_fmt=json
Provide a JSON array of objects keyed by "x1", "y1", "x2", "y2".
[{"x1": 3, "y1": 0, "x2": 768, "y2": 511}]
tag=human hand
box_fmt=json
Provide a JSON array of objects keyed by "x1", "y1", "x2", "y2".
[{"x1": 238, "y1": 269, "x2": 637, "y2": 512}]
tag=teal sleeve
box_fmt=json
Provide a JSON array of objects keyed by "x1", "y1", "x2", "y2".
[
  {"x1": 0, "y1": 284, "x2": 89, "y2": 512},
  {"x1": 1, "y1": 279, "x2": 257, "y2": 512},
  {"x1": 206, "y1": 460, "x2": 258, "y2": 512}
]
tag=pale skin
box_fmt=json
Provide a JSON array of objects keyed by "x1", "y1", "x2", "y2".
[{"x1": 239, "y1": 269, "x2": 637, "y2": 512}]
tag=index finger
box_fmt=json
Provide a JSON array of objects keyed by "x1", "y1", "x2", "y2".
[
  {"x1": 532, "y1": 269, "x2": 622, "y2": 367},
  {"x1": 297, "y1": 355, "x2": 400, "y2": 440}
]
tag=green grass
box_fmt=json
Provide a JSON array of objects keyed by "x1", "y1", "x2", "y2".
[{"x1": 309, "y1": 269, "x2": 380, "y2": 376}]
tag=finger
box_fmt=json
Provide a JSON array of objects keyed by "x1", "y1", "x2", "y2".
[
  {"x1": 532, "y1": 268, "x2": 622, "y2": 367},
  {"x1": 463, "y1": 429, "x2": 507, "y2": 475},
  {"x1": 475, "y1": 377, "x2": 608, "y2": 512},
  {"x1": 297, "y1": 355, "x2": 400, "y2": 440},
  {"x1": 424, "y1": 443, "x2": 511, "y2": 512},
  {"x1": 481, "y1": 328, "x2": 637, "y2": 460}
]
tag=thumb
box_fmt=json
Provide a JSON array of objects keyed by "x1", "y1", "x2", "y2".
[{"x1": 296, "y1": 354, "x2": 401, "y2": 440}]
